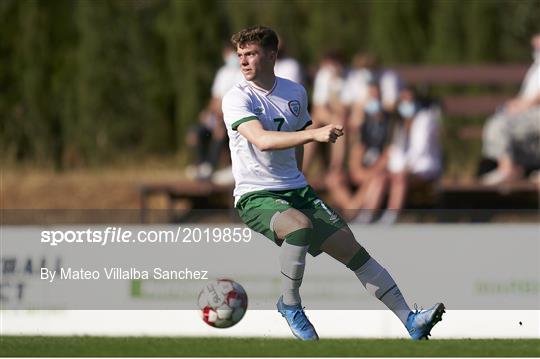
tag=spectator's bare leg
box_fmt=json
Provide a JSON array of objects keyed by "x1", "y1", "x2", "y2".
[
  {"x1": 387, "y1": 172, "x2": 407, "y2": 211},
  {"x1": 350, "y1": 172, "x2": 389, "y2": 223},
  {"x1": 328, "y1": 106, "x2": 347, "y2": 173},
  {"x1": 362, "y1": 172, "x2": 389, "y2": 211},
  {"x1": 324, "y1": 171, "x2": 353, "y2": 214},
  {"x1": 498, "y1": 154, "x2": 523, "y2": 179},
  {"x1": 302, "y1": 142, "x2": 318, "y2": 174},
  {"x1": 303, "y1": 106, "x2": 329, "y2": 173}
]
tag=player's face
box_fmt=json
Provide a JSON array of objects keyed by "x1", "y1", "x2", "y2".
[{"x1": 237, "y1": 43, "x2": 275, "y2": 82}]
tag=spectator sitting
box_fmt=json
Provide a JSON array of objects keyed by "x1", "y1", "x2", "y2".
[
  {"x1": 346, "y1": 54, "x2": 402, "y2": 129},
  {"x1": 480, "y1": 33, "x2": 540, "y2": 185},
  {"x1": 341, "y1": 53, "x2": 374, "y2": 132},
  {"x1": 335, "y1": 82, "x2": 393, "y2": 223},
  {"x1": 274, "y1": 40, "x2": 304, "y2": 84},
  {"x1": 372, "y1": 86, "x2": 443, "y2": 225},
  {"x1": 186, "y1": 43, "x2": 243, "y2": 181},
  {"x1": 303, "y1": 50, "x2": 346, "y2": 176},
  {"x1": 343, "y1": 54, "x2": 402, "y2": 182}
]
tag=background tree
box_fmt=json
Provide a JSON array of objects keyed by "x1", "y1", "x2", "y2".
[{"x1": 1, "y1": 0, "x2": 538, "y2": 168}]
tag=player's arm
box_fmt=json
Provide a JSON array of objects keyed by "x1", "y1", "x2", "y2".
[{"x1": 237, "y1": 120, "x2": 343, "y2": 151}]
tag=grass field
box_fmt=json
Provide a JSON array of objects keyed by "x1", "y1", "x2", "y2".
[{"x1": 0, "y1": 337, "x2": 539, "y2": 357}]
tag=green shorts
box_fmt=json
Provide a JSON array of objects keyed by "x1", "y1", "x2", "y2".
[{"x1": 236, "y1": 186, "x2": 348, "y2": 256}]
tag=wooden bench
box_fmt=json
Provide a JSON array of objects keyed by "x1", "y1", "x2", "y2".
[
  {"x1": 139, "y1": 180, "x2": 234, "y2": 223},
  {"x1": 397, "y1": 64, "x2": 538, "y2": 211},
  {"x1": 140, "y1": 64, "x2": 535, "y2": 222},
  {"x1": 395, "y1": 64, "x2": 528, "y2": 117}
]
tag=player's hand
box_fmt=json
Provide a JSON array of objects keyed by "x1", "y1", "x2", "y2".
[{"x1": 312, "y1": 124, "x2": 344, "y2": 143}]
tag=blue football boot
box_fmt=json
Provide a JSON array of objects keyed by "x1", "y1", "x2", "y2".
[
  {"x1": 276, "y1": 296, "x2": 319, "y2": 341},
  {"x1": 406, "y1": 303, "x2": 445, "y2": 340}
]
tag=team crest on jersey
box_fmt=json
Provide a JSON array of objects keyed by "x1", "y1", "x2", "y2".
[
  {"x1": 275, "y1": 199, "x2": 289, "y2": 205},
  {"x1": 254, "y1": 106, "x2": 264, "y2": 115},
  {"x1": 288, "y1": 100, "x2": 301, "y2": 117}
]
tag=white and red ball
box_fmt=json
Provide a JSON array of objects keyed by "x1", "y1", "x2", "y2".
[{"x1": 198, "y1": 279, "x2": 248, "y2": 328}]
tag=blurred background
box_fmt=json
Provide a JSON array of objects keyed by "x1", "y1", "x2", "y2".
[
  {"x1": 1, "y1": 1, "x2": 539, "y2": 345},
  {"x1": 1, "y1": 0, "x2": 539, "y2": 218}
]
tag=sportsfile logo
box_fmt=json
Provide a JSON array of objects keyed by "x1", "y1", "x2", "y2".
[{"x1": 40, "y1": 226, "x2": 252, "y2": 246}]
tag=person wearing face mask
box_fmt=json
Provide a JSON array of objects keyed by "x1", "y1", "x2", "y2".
[
  {"x1": 480, "y1": 33, "x2": 540, "y2": 185},
  {"x1": 376, "y1": 86, "x2": 442, "y2": 225},
  {"x1": 334, "y1": 83, "x2": 393, "y2": 223},
  {"x1": 186, "y1": 43, "x2": 244, "y2": 181}
]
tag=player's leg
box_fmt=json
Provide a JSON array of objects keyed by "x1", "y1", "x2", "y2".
[
  {"x1": 319, "y1": 224, "x2": 445, "y2": 339},
  {"x1": 237, "y1": 192, "x2": 318, "y2": 340},
  {"x1": 319, "y1": 228, "x2": 412, "y2": 326},
  {"x1": 273, "y1": 208, "x2": 313, "y2": 306},
  {"x1": 272, "y1": 208, "x2": 319, "y2": 340}
]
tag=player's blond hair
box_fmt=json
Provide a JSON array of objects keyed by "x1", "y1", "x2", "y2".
[{"x1": 231, "y1": 26, "x2": 279, "y2": 53}]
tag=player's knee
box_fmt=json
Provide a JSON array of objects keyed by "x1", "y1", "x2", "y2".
[
  {"x1": 346, "y1": 247, "x2": 371, "y2": 271},
  {"x1": 284, "y1": 227, "x2": 312, "y2": 247},
  {"x1": 283, "y1": 210, "x2": 313, "y2": 230},
  {"x1": 293, "y1": 214, "x2": 312, "y2": 230},
  {"x1": 274, "y1": 210, "x2": 312, "y2": 240}
]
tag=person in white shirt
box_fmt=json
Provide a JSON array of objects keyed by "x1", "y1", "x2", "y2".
[
  {"x1": 481, "y1": 33, "x2": 540, "y2": 184},
  {"x1": 344, "y1": 54, "x2": 402, "y2": 134},
  {"x1": 380, "y1": 86, "x2": 442, "y2": 224},
  {"x1": 357, "y1": 87, "x2": 443, "y2": 224},
  {"x1": 303, "y1": 51, "x2": 346, "y2": 175},
  {"x1": 274, "y1": 41, "x2": 303, "y2": 84},
  {"x1": 222, "y1": 25, "x2": 444, "y2": 342},
  {"x1": 186, "y1": 44, "x2": 243, "y2": 180}
]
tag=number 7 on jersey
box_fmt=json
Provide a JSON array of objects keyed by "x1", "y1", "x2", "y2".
[{"x1": 273, "y1": 118, "x2": 285, "y2": 131}]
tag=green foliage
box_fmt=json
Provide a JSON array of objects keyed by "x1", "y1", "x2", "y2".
[
  {"x1": 159, "y1": 0, "x2": 222, "y2": 153},
  {"x1": 1, "y1": 0, "x2": 538, "y2": 168},
  {"x1": 369, "y1": 0, "x2": 433, "y2": 63}
]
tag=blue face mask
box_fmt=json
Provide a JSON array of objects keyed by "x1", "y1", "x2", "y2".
[
  {"x1": 398, "y1": 101, "x2": 416, "y2": 118},
  {"x1": 364, "y1": 99, "x2": 381, "y2": 115},
  {"x1": 225, "y1": 52, "x2": 239, "y2": 67}
]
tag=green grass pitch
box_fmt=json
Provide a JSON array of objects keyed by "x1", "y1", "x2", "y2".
[{"x1": 0, "y1": 337, "x2": 539, "y2": 357}]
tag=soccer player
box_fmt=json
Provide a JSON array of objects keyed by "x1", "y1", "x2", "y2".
[{"x1": 222, "y1": 25, "x2": 444, "y2": 341}]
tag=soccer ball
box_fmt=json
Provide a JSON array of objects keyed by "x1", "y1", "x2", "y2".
[{"x1": 198, "y1": 279, "x2": 248, "y2": 328}]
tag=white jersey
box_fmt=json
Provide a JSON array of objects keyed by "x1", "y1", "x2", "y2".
[
  {"x1": 388, "y1": 107, "x2": 442, "y2": 180},
  {"x1": 222, "y1": 77, "x2": 312, "y2": 203}
]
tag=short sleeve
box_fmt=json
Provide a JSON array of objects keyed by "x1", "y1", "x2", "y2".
[
  {"x1": 297, "y1": 87, "x2": 312, "y2": 131},
  {"x1": 222, "y1": 88, "x2": 259, "y2": 131}
]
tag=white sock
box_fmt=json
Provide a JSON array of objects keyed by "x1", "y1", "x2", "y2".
[
  {"x1": 354, "y1": 257, "x2": 411, "y2": 325},
  {"x1": 279, "y1": 241, "x2": 309, "y2": 306}
]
